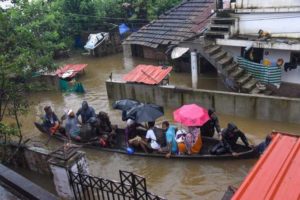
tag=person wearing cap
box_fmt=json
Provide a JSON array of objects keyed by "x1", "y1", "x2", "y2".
[
  {"x1": 200, "y1": 108, "x2": 221, "y2": 138},
  {"x1": 76, "y1": 101, "x2": 96, "y2": 124},
  {"x1": 65, "y1": 109, "x2": 81, "y2": 141},
  {"x1": 42, "y1": 106, "x2": 59, "y2": 135},
  {"x1": 210, "y1": 123, "x2": 250, "y2": 155}
]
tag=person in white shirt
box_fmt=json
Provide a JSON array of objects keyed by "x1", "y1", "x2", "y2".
[{"x1": 145, "y1": 121, "x2": 160, "y2": 151}]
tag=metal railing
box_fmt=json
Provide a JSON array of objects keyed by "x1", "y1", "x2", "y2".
[{"x1": 69, "y1": 170, "x2": 166, "y2": 200}]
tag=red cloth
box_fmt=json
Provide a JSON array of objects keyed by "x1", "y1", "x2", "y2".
[{"x1": 173, "y1": 104, "x2": 210, "y2": 126}]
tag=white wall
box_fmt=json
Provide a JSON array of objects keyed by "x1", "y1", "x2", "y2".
[
  {"x1": 236, "y1": 13, "x2": 300, "y2": 38},
  {"x1": 236, "y1": 0, "x2": 300, "y2": 9}
]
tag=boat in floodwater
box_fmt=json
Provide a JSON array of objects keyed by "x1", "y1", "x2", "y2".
[
  {"x1": 34, "y1": 122, "x2": 258, "y2": 160},
  {"x1": 84, "y1": 32, "x2": 109, "y2": 52}
]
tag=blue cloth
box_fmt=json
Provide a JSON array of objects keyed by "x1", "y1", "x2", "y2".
[
  {"x1": 66, "y1": 117, "x2": 80, "y2": 137},
  {"x1": 76, "y1": 106, "x2": 96, "y2": 124},
  {"x1": 119, "y1": 23, "x2": 130, "y2": 35},
  {"x1": 166, "y1": 126, "x2": 178, "y2": 153},
  {"x1": 43, "y1": 113, "x2": 58, "y2": 129}
]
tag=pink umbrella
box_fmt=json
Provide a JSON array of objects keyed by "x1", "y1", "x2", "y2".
[{"x1": 173, "y1": 104, "x2": 210, "y2": 126}]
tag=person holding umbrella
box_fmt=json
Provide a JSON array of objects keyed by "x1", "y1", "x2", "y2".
[{"x1": 173, "y1": 104, "x2": 210, "y2": 155}]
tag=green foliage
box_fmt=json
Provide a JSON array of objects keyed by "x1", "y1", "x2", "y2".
[{"x1": 0, "y1": 0, "x2": 69, "y2": 144}]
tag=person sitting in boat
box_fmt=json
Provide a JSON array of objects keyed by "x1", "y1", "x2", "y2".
[
  {"x1": 42, "y1": 106, "x2": 60, "y2": 135},
  {"x1": 210, "y1": 123, "x2": 250, "y2": 155},
  {"x1": 158, "y1": 121, "x2": 177, "y2": 158},
  {"x1": 76, "y1": 101, "x2": 96, "y2": 125},
  {"x1": 145, "y1": 121, "x2": 161, "y2": 152},
  {"x1": 185, "y1": 127, "x2": 203, "y2": 155},
  {"x1": 175, "y1": 129, "x2": 187, "y2": 155},
  {"x1": 125, "y1": 119, "x2": 148, "y2": 152},
  {"x1": 65, "y1": 109, "x2": 81, "y2": 141},
  {"x1": 200, "y1": 108, "x2": 221, "y2": 138},
  {"x1": 97, "y1": 111, "x2": 117, "y2": 147},
  {"x1": 255, "y1": 133, "x2": 274, "y2": 155}
]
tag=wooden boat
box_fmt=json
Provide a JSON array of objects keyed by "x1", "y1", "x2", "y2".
[{"x1": 34, "y1": 122, "x2": 258, "y2": 160}]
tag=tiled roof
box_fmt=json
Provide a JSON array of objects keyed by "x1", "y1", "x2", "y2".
[
  {"x1": 123, "y1": 64, "x2": 172, "y2": 85},
  {"x1": 233, "y1": 132, "x2": 300, "y2": 200},
  {"x1": 124, "y1": 0, "x2": 215, "y2": 48}
]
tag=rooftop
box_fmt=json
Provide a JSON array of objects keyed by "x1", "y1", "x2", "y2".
[
  {"x1": 232, "y1": 132, "x2": 300, "y2": 200},
  {"x1": 123, "y1": 64, "x2": 172, "y2": 85},
  {"x1": 124, "y1": 0, "x2": 215, "y2": 48}
]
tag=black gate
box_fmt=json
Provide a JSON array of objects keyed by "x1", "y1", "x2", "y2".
[{"x1": 69, "y1": 170, "x2": 166, "y2": 200}]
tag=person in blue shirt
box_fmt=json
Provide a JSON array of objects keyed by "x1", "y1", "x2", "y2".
[
  {"x1": 159, "y1": 121, "x2": 178, "y2": 158},
  {"x1": 76, "y1": 101, "x2": 96, "y2": 124}
]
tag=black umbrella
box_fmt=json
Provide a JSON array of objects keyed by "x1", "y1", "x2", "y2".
[
  {"x1": 126, "y1": 103, "x2": 164, "y2": 123},
  {"x1": 112, "y1": 99, "x2": 140, "y2": 111}
]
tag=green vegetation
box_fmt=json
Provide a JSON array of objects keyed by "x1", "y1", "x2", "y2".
[{"x1": 0, "y1": 0, "x2": 181, "y2": 147}]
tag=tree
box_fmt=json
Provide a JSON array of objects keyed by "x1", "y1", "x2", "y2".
[{"x1": 0, "y1": 0, "x2": 67, "y2": 149}]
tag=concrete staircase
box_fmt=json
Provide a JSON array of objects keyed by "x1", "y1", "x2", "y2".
[
  {"x1": 205, "y1": 12, "x2": 237, "y2": 39},
  {"x1": 197, "y1": 40, "x2": 270, "y2": 94}
]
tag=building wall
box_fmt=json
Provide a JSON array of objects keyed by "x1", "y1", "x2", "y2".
[
  {"x1": 236, "y1": 0, "x2": 300, "y2": 9},
  {"x1": 221, "y1": 45, "x2": 300, "y2": 84},
  {"x1": 235, "y1": 13, "x2": 300, "y2": 38},
  {"x1": 143, "y1": 46, "x2": 166, "y2": 60},
  {"x1": 106, "y1": 80, "x2": 300, "y2": 124}
]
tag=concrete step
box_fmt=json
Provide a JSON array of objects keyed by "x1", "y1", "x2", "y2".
[
  {"x1": 205, "y1": 45, "x2": 221, "y2": 55},
  {"x1": 237, "y1": 73, "x2": 252, "y2": 85},
  {"x1": 218, "y1": 56, "x2": 233, "y2": 66},
  {"x1": 210, "y1": 24, "x2": 231, "y2": 32},
  {"x1": 223, "y1": 62, "x2": 238, "y2": 73},
  {"x1": 205, "y1": 31, "x2": 228, "y2": 39},
  {"x1": 230, "y1": 67, "x2": 244, "y2": 79},
  {"x1": 249, "y1": 87, "x2": 261, "y2": 94},
  {"x1": 211, "y1": 17, "x2": 236, "y2": 25},
  {"x1": 263, "y1": 90, "x2": 273, "y2": 95},
  {"x1": 242, "y1": 79, "x2": 258, "y2": 92},
  {"x1": 211, "y1": 51, "x2": 227, "y2": 60}
]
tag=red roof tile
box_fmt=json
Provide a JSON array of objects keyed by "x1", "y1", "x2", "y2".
[
  {"x1": 123, "y1": 65, "x2": 172, "y2": 85},
  {"x1": 232, "y1": 132, "x2": 300, "y2": 200}
]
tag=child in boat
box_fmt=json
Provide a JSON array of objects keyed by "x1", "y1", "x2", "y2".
[
  {"x1": 158, "y1": 121, "x2": 178, "y2": 158},
  {"x1": 185, "y1": 127, "x2": 203, "y2": 154},
  {"x1": 175, "y1": 129, "x2": 187, "y2": 155}
]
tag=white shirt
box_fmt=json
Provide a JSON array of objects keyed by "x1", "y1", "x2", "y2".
[{"x1": 146, "y1": 129, "x2": 160, "y2": 150}]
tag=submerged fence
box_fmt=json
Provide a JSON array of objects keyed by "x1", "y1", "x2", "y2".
[
  {"x1": 237, "y1": 57, "x2": 282, "y2": 85},
  {"x1": 69, "y1": 170, "x2": 166, "y2": 200}
]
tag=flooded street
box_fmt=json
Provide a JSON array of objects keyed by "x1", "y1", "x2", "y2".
[{"x1": 20, "y1": 53, "x2": 300, "y2": 199}]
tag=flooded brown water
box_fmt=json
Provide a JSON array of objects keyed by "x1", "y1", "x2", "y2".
[{"x1": 19, "y1": 53, "x2": 300, "y2": 199}]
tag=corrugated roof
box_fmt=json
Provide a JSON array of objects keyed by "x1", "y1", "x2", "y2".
[
  {"x1": 123, "y1": 64, "x2": 172, "y2": 85},
  {"x1": 124, "y1": 0, "x2": 215, "y2": 48},
  {"x1": 232, "y1": 132, "x2": 300, "y2": 200},
  {"x1": 56, "y1": 64, "x2": 87, "y2": 79}
]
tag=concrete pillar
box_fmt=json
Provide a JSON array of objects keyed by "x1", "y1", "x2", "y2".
[
  {"x1": 191, "y1": 51, "x2": 198, "y2": 89},
  {"x1": 48, "y1": 147, "x2": 89, "y2": 200}
]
